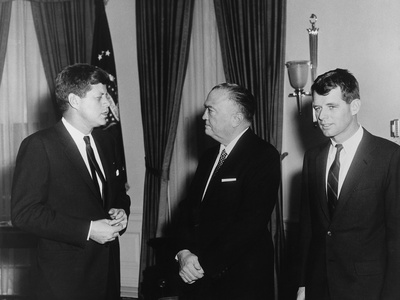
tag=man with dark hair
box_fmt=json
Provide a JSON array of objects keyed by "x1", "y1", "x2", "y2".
[
  {"x1": 175, "y1": 83, "x2": 281, "y2": 299},
  {"x1": 12, "y1": 63, "x2": 130, "y2": 300},
  {"x1": 297, "y1": 69, "x2": 400, "y2": 300}
]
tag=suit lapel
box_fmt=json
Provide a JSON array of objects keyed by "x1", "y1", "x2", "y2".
[
  {"x1": 54, "y1": 122, "x2": 104, "y2": 201},
  {"x1": 334, "y1": 131, "x2": 374, "y2": 217},
  {"x1": 202, "y1": 129, "x2": 253, "y2": 203},
  {"x1": 316, "y1": 143, "x2": 331, "y2": 221},
  {"x1": 200, "y1": 148, "x2": 219, "y2": 204}
]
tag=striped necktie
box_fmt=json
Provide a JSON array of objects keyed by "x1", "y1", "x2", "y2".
[{"x1": 327, "y1": 144, "x2": 343, "y2": 218}]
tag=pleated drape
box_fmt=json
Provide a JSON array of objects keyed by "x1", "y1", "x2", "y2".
[
  {"x1": 0, "y1": 0, "x2": 12, "y2": 87},
  {"x1": 30, "y1": 0, "x2": 97, "y2": 118},
  {"x1": 136, "y1": 0, "x2": 195, "y2": 293},
  {"x1": 214, "y1": 1, "x2": 287, "y2": 299}
]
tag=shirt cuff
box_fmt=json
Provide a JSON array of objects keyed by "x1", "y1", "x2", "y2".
[{"x1": 87, "y1": 221, "x2": 93, "y2": 241}]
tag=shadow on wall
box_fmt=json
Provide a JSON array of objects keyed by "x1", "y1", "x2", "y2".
[
  {"x1": 281, "y1": 96, "x2": 327, "y2": 299},
  {"x1": 286, "y1": 95, "x2": 326, "y2": 222}
]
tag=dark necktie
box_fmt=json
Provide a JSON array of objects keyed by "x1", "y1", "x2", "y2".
[
  {"x1": 212, "y1": 149, "x2": 227, "y2": 177},
  {"x1": 83, "y1": 136, "x2": 106, "y2": 203},
  {"x1": 327, "y1": 144, "x2": 343, "y2": 218}
]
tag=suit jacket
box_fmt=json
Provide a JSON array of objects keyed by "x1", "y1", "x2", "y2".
[
  {"x1": 299, "y1": 129, "x2": 400, "y2": 300},
  {"x1": 177, "y1": 129, "x2": 281, "y2": 300},
  {"x1": 11, "y1": 121, "x2": 130, "y2": 300}
]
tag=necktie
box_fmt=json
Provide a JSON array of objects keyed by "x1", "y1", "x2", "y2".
[
  {"x1": 327, "y1": 144, "x2": 343, "y2": 218},
  {"x1": 83, "y1": 136, "x2": 106, "y2": 202},
  {"x1": 212, "y1": 149, "x2": 227, "y2": 177}
]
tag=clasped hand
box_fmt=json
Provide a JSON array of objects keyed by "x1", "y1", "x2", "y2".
[
  {"x1": 178, "y1": 250, "x2": 205, "y2": 284},
  {"x1": 89, "y1": 208, "x2": 128, "y2": 244}
]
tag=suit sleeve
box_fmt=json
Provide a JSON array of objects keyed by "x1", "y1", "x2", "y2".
[
  {"x1": 381, "y1": 146, "x2": 400, "y2": 299},
  {"x1": 11, "y1": 135, "x2": 90, "y2": 248}
]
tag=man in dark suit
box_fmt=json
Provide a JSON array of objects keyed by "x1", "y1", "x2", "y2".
[
  {"x1": 11, "y1": 63, "x2": 130, "y2": 300},
  {"x1": 175, "y1": 83, "x2": 281, "y2": 299},
  {"x1": 297, "y1": 69, "x2": 400, "y2": 300}
]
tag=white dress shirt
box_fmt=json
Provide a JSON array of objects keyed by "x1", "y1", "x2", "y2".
[
  {"x1": 62, "y1": 118, "x2": 107, "y2": 240},
  {"x1": 326, "y1": 125, "x2": 363, "y2": 197}
]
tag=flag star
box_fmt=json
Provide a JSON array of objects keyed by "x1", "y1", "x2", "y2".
[
  {"x1": 105, "y1": 50, "x2": 111, "y2": 56},
  {"x1": 98, "y1": 54, "x2": 103, "y2": 60}
]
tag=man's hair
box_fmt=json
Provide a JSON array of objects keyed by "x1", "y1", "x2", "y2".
[
  {"x1": 311, "y1": 68, "x2": 360, "y2": 104},
  {"x1": 55, "y1": 63, "x2": 110, "y2": 113},
  {"x1": 211, "y1": 83, "x2": 256, "y2": 121}
]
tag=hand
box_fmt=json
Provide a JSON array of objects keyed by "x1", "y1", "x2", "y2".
[
  {"x1": 108, "y1": 208, "x2": 128, "y2": 230},
  {"x1": 177, "y1": 250, "x2": 204, "y2": 284},
  {"x1": 89, "y1": 219, "x2": 121, "y2": 244},
  {"x1": 297, "y1": 287, "x2": 305, "y2": 300}
]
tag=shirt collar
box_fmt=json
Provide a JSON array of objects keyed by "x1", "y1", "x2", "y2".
[
  {"x1": 62, "y1": 117, "x2": 92, "y2": 144},
  {"x1": 330, "y1": 125, "x2": 363, "y2": 153}
]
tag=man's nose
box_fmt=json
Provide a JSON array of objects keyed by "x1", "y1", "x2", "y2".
[
  {"x1": 202, "y1": 110, "x2": 208, "y2": 120},
  {"x1": 103, "y1": 95, "x2": 111, "y2": 107},
  {"x1": 318, "y1": 108, "x2": 326, "y2": 120}
]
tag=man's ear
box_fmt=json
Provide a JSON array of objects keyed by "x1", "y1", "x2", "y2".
[
  {"x1": 68, "y1": 93, "x2": 80, "y2": 109},
  {"x1": 350, "y1": 98, "x2": 361, "y2": 115},
  {"x1": 232, "y1": 112, "x2": 244, "y2": 128}
]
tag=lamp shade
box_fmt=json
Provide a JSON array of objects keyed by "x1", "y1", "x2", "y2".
[{"x1": 286, "y1": 60, "x2": 310, "y2": 90}]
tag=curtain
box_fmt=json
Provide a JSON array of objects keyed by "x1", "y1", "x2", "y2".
[
  {"x1": 0, "y1": 0, "x2": 11, "y2": 91},
  {"x1": 136, "y1": 0, "x2": 195, "y2": 292},
  {"x1": 169, "y1": 0, "x2": 225, "y2": 232},
  {"x1": 0, "y1": 0, "x2": 12, "y2": 223},
  {"x1": 0, "y1": 0, "x2": 52, "y2": 223},
  {"x1": 30, "y1": 0, "x2": 97, "y2": 118},
  {"x1": 214, "y1": 0, "x2": 287, "y2": 299},
  {"x1": 91, "y1": 0, "x2": 127, "y2": 185}
]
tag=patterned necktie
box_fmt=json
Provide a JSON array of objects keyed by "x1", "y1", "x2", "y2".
[
  {"x1": 327, "y1": 144, "x2": 343, "y2": 218},
  {"x1": 212, "y1": 149, "x2": 227, "y2": 177},
  {"x1": 83, "y1": 136, "x2": 106, "y2": 203}
]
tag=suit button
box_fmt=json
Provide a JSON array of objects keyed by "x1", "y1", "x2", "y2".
[{"x1": 327, "y1": 231, "x2": 332, "y2": 236}]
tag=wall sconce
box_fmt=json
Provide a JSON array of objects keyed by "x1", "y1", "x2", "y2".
[{"x1": 285, "y1": 60, "x2": 311, "y2": 115}]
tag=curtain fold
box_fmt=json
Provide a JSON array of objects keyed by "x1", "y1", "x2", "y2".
[
  {"x1": 214, "y1": 0, "x2": 287, "y2": 299},
  {"x1": 169, "y1": 0, "x2": 226, "y2": 225},
  {"x1": 136, "y1": 0, "x2": 195, "y2": 293},
  {"x1": 30, "y1": 0, "x2": 97, "y2": 118},
  {"x1": 0, "y1": 0, "x2": 53, "y2": 221},
  {"x1": 0, "y1": 0, "x2": 14, "y2": 222},
  {"x1": 0, "y1": 0, "x2": 12, "y2": 89}
]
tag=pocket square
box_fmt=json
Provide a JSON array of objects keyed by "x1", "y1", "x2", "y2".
[{"x1": 221, "y1": 178, "x2": 236, "y2": 182}]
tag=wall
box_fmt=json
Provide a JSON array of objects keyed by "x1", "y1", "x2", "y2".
[
  {"x1": 106, "y1": 1, "x2": 144, "y2": 297},
  {"x1": 283, "y1": 0, "x2": 400, "y2": 225}
]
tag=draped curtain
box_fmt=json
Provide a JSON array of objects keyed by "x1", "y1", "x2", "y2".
[
  {"x1": 214, "y1": 0, "x2": 287, "y2": 298},
  {"x1": 0, "y1": 0, "x2": 52, "y2": 294},
  {"x1": 30, "y1": 0, "x2": 97, "y2": 118},
  {"x1": 169, "y1": 0, "x2": 226, "y2": 228},
  {"x1": 0, "y1": 0, "x2": 12, "y2": 222},
  {"x1": 0, "y1": 0, "x2": 11, "y2": 89},
  {"x1": 0, "y1": 1, "x2": 52, "y2": 223},
  {"x1": 136, "y1": 0, "x2": 195, "y2": 291}
]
